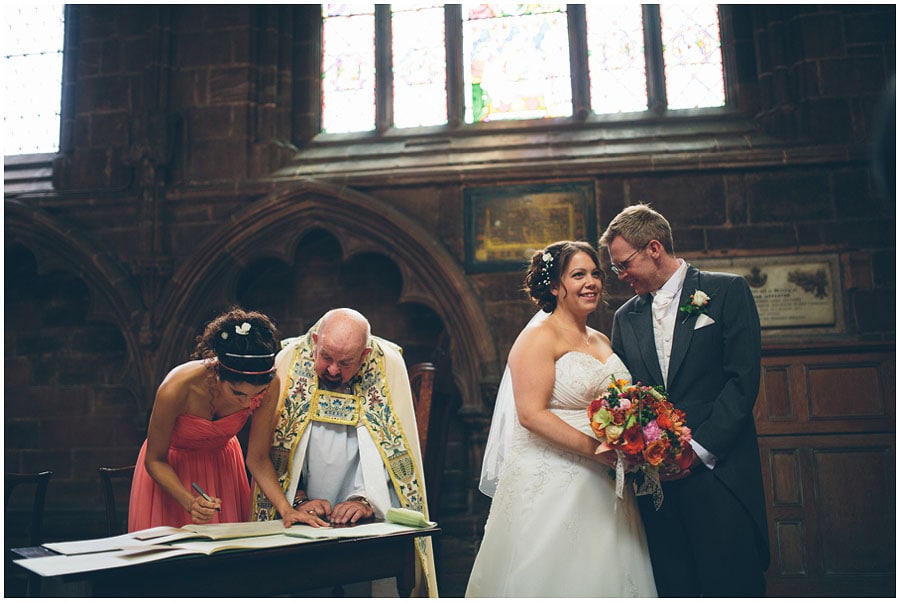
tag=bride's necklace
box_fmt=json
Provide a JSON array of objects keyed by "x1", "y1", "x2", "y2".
[
  {"x1": 577, "y1": 330, "x2": 593, "y2": 347},
  {"x1": 551, "y1": 315, "x2": 593, "y2": 348},
  {"x1": 562, "y1": 324, "x2": 593, "y2": 347}
]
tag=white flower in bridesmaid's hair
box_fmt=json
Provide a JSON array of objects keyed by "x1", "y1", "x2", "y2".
[
  {"x1": 679, "y1": 290, "x2": 711, "y2": 324},
  {"x1": 235, "y1": 322, "x2": 252, "y2": 336}
]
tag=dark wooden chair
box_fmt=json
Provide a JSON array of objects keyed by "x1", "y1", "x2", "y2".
[
  {"x1": 98, "y1": 465, "x2": 135, "y2": 536},
  {"x1": 5, "y1": 470, "x2": 52, "y2": 596},
  {"x1": 408, "y1": 362, "x2": 436, "y2": 456}
]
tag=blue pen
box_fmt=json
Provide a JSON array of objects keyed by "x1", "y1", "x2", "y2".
[{"x1": 191, "y1": 482, "x2": 221, "y2": 512}]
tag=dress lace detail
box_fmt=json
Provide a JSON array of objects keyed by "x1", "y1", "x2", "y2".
[{"x1": 466, "y1": 352, "x2": 657, "y2": 598}]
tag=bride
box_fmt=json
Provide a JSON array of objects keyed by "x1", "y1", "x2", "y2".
[{"x1": 466, "y1": 241, "x2": 657, "y2": 598}]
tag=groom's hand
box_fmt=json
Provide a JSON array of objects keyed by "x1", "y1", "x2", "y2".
[{"x1": 660, "y1": 454, "x2": 702, "y2": 481}]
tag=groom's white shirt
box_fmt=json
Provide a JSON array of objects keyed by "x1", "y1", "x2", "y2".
[{"x1": 651, "y1": 259, "x2": 717, "y2": 470}]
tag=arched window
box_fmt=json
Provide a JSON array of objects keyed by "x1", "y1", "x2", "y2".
[
  {"x1": 321, "y1": 3, "x2": 724, "y2": 134},
  {"x1": 2, "y1": 4, "x2": 65, "y2": 155}
]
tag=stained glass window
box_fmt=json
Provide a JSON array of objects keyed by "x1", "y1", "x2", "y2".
[
  {"x1": 319, "y1": 3, "x2": 726, "y2": 133},
  {"x1": 392, "y1": 4, "x2": 447, "y2": 128},
  {"x1": 462, "y1": 3, "x2": 571, "y2": 123},
  {"x1": 3, "y1": 3, "x2": 65, "y2": 155},
  {"x1": 585, "y1": 4, "x2": 647, "y2": 114},
  {"x1": 322, "y1": 4, "x2": 376, "y2": 133},
  {"x1": 660, "y1": 4, "x2": 725, "y2": 109}
]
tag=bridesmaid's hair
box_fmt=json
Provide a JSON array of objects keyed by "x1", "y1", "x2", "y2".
[
  {"x1": 192, "y1": 307, "x2": 279, "y2": 386},
  {"x1": 523, "y1": 241, "x2": 601, "y2": 313}
]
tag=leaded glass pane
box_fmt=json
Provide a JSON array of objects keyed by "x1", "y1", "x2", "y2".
[
  {"x1": 322, "y1": 4, "x2": 376, "y2": 133},
  {"x1": 585, "y1": 4, "x2": 647, "y2": 114},
  {"x1": 392, "y1": 4, "x2": 447, "y2": 128},
  {"x1": 660, "y1": 4, "x2": 725, "y2": 109},
  {"x1": 3, "y1": 3, "x2": 64, "y2": 154},
  {"x1": 463, "y1": 4, "x2": 571, "y2": 123}
]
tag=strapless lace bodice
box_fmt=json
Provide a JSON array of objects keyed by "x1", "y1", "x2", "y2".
[{"x1": 550, "y1": 352, "x2": 631, "y2": 411}]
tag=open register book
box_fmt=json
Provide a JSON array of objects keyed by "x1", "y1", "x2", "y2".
[
  {"x1": 43, "y1": 519, "x2": 287, "y2": 555},
  {"x1": 19, "y1": 510, "x2": 438, "y2": 577}
]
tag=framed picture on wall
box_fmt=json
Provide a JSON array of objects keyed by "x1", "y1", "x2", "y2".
[{"x1": 464, "y1": 180, "x2": 596, "y2": 272}]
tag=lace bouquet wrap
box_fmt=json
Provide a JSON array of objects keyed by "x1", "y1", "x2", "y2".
[{"x1": 587, "y1": 378, "x2": 695, "y2": 510}]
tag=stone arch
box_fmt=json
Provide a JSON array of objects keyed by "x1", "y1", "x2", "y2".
[
  {"x1": 4, "y1": 200, "x2": 150, "y2": 410},
  {"x1": 156, "y1": 181, "x2": 501, "y2": 417}
]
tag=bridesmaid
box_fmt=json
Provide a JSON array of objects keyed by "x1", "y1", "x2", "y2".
[{"x1": 128, "y1": 307, "x2": 280, "y2": 530}]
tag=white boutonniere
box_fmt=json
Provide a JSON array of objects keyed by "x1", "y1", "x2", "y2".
[
  {"x1": 679, "y1": 289, "x2": 710, "y2": 324},
  {"x1": 235, "y1": 322, "x2": 252, "y2": 335}
]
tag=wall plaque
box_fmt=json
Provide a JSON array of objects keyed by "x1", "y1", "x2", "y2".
[{"x1": 694, "y1": 254, "x2": 844, "y2": 335}]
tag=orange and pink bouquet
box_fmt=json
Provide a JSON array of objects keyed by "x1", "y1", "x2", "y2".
[{"x1": 587, "y1": 377, "x2": 694, "y2": 509}]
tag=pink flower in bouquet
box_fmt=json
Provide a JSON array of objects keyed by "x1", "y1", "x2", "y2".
[{"x1": 642, "y1": 420, "x2": 663, "y2": 442}]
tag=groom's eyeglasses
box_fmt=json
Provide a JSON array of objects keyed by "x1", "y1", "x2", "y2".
[{"x1": 609, "y1": 243, "x2": 649, "y2": 275}]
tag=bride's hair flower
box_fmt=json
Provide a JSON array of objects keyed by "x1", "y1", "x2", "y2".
[{"x1": 538, "y1": 251, "x2": 554, "y2": 287}]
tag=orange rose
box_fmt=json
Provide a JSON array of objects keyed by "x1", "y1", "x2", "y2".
[{"x1": 643, "y1": 439, "x2": 670, "y2": 466}]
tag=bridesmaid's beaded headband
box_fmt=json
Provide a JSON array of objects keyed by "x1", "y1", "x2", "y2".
[{"x1": 217, "y1": 353, "x2": 277, "y2": 375}]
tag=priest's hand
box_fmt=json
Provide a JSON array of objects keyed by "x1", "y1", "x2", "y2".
[{"x1": 330, "y1": 496, "x2": 374, "y2": 525}]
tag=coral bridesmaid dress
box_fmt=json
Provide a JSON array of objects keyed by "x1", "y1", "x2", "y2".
[{"x1": 128, "y1": 399, "x2": 259, "y2": 531}]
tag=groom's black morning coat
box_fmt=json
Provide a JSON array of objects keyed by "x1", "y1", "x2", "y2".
[{"x1": 611, "y1": 264, "x2": 770, "y2": 581}]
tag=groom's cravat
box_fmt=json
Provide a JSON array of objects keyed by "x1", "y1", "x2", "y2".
[
  {"x1": 651, "y1": 289, "x2": 676, "y2": 383},
  {"x1": 652, "y1": 289, "x2": 675, "y2": 324}
]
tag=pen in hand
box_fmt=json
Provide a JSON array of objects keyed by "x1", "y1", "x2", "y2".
[{"x1": 191, "y1": 482, "x2": 221, "y2": 512}]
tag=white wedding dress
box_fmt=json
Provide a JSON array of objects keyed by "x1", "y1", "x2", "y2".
[{"x1": 466, "y1": 352, "x2": 657, "y2": 598}]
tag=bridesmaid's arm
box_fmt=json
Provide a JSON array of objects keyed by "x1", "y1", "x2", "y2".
[{"x1": 246, "y1": 361, "x2": 329, "y2": 528}]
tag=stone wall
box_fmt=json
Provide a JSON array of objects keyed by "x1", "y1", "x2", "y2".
[{"x1": 5, "y1": 4, "x2": 895, "y2": 597}]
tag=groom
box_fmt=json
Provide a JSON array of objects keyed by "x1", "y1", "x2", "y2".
[{"x1": 600, "y1": 204, "x2": 769, "y2": 596}]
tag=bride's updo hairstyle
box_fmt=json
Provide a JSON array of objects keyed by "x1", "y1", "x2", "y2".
[
  {"x1": 523, "y1": 240, "x2": 600, "y2": 313},
  {"x1": 191, "y1": 307, "x2": 279, "y2": 386}
]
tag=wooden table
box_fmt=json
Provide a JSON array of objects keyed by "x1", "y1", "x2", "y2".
[{"x1": 11, "y1": 526, "x2": 439, "y2": 597}]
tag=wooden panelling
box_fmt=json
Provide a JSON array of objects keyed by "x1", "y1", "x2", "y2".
[
  {"x1": 762, "y1": 366, "x2": 794, "y2": 421},
  {"x1": 774, "y1": 521, "x2": 807, "y2": 576},
  {"x1": 758, "y1": 343, "x2": 895, "y2": 597},
  {"x1": 814, "y1": 446, "x2": 894, "y2": 574},
  {"x1": 807, "y1": 364, "x2": 886, "y2": 419},
  {"x1": 770, "y1": 449, "x2": 802, "y2": 505},
  {"x1": 756, "y1": 348, "x2": 895, "y2": 435}
]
